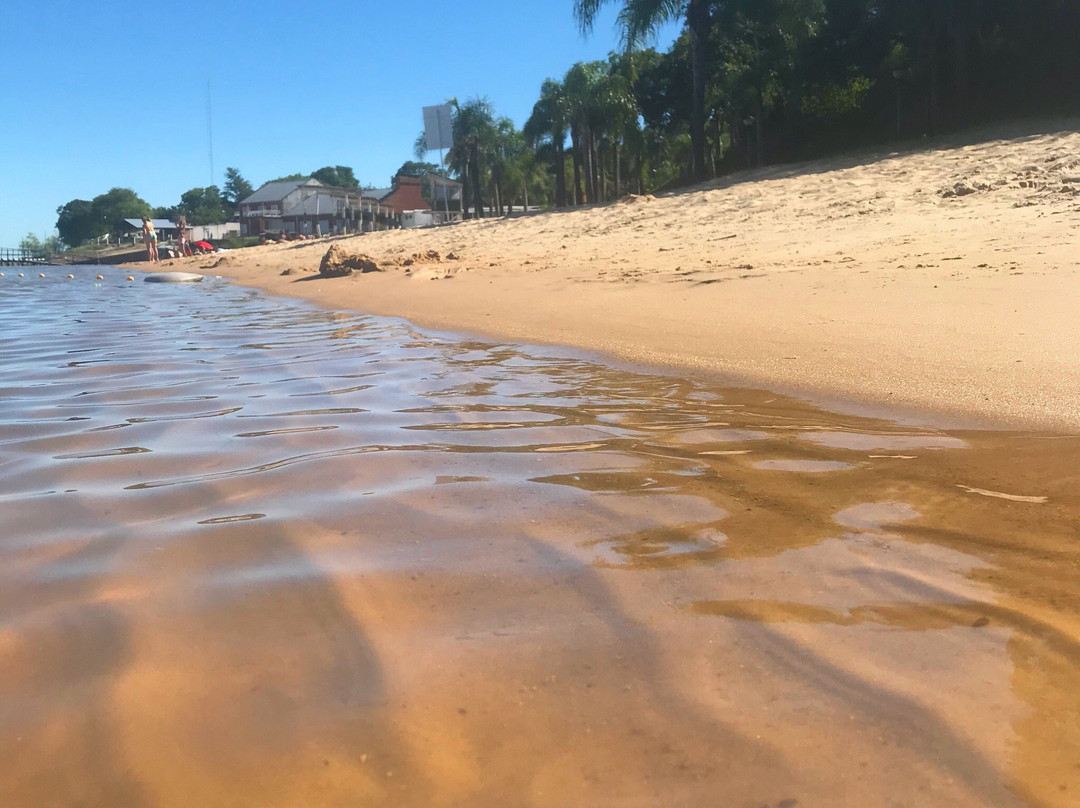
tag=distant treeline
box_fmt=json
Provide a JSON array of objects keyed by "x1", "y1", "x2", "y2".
[
  {"x1": 441, "y1": 0, "x2": 1080, "y2": 216},
  {"x1": 53, "y1": 1, "x2": 1080, "y2": 242},
  {"x1": 52, "y1": 165, "x2": 399, "y2": 248}
]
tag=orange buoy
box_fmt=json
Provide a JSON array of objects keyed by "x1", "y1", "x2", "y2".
[
  {"x1": 126, "y1": 276, "x2": 134, "y2": 281},
  {"x1": 96, "y1": 274, "x2": 104, "y2": 280},
  {"x1": 39, "y1": 273, "x2": 45, "y2": 278},
  {"x1": 67, "y1": 274, "x2": 74, "y2": 279},
  {"x1": 18, "y1": 273, "x2": 24, "y2": 277}
]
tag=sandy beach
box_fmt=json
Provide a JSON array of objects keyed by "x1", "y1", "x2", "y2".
[{"x1": 136, "y1": 120, "x2": 1080, "y2": 432}]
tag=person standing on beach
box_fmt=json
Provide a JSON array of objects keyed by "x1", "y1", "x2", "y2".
[
  {"x1": 177, "y1": 215, "x2": 191, "y2": 257},
  {"x1": 142, "y1": 217, "x2": 158, "y2": 262}
]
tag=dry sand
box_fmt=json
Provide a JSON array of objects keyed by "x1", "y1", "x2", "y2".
[{"x1": 141, "y1": 120, "x2": 1080, "y2": 433}]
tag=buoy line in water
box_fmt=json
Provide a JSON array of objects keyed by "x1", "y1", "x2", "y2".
[{"x1": 1, "y1": 271, "x2": 205, "y2": 283}]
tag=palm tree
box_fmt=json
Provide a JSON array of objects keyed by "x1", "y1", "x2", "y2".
[
  {"x1": 447, "y1": 97, "x2": 498, "y2": 217},
  {"x1": 575, "y1": 0, "x2": 711, "y2": 183},
  {"x1": 594, "y1": 56, "x2": 641, "y2": 199},
  {"x1": 524, "y1": 78, "x2": 570, "y2": 207},
  {"x1": 488, "y1": 117, "x2": 522, "y2": 216},
  {"x1": 563, "y1": 61, "x2": 606, "y2": 204}
]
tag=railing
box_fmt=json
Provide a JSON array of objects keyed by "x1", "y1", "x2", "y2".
[{"x1": 0, "y1": 248, "x2": 51, "y2": 266}]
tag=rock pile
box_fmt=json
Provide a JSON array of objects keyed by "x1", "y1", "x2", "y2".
[{"x1": 319, "y1": 244, "x2": 380, "y2": 276}]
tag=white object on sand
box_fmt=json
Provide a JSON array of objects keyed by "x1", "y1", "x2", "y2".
[{"x1": 144, "y1": 272, "x2": 204, "y2": 283}]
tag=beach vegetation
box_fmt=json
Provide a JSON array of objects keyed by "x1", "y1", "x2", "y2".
[
  {"x1": 446, "y1": 97, "x2": 499, "y2": 218},
  {"x1": 177, "y1": 186, "x2": 230, "y2": 226},
  {"x1": 524, "y1": 78, "x2": 571, "y2": 206},
  {"x1": 536, "y1": 0, "x2": 1080, "y2": 195},
  {"x1": 395, "y1": 161, "x2": 440, "y2": 181},
  {"x1": 47, "y1": 0, "x2": 1080, "y2": 231},
  {"x1": 56, "y1": 188, "x2": 150, "y2": 246},
  {"x1": 223, "y1": 167, "x2": 255, "y2": 212},
  {"x1": 19, "y1": 232, "x2": 63, "y2": 253},
  {"x1": 311, "y1": 166, "x2": 360, "y2": 189},
  {"x1": 266, "y1": 173, "x2": 310, "y2": 183}
]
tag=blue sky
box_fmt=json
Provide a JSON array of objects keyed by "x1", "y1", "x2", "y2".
[{"x1": 0, "y1": 0, "x2": 678, "y2": 247}]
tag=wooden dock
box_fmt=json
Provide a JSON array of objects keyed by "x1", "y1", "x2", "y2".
[{"x1": 0, "y1": 248, "x2": 51, "y2": 266}]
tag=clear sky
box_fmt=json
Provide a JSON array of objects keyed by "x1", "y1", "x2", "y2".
[{"x1": 0, "y1": 0, "x2": 678, "y2": 247}]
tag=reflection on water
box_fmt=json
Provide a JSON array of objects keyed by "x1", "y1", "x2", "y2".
[{"x1": 0, "y1": 266, "x2": 1078, "y2": 807}]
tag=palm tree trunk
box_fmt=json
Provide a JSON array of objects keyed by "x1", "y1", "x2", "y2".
[
  {"x1": 687, "y1": 0, "x2": 709, "y2": 183},
  {"x1": 590, "y1": 135, "x2": 601, "y2": 202},
  {"x1": 471, "y1": 148, "x2": 484, "y2": 218},
  {"x1": 570, "y1": 125, "x2": 584, "y2": 205},
  {"x1": 614, "y1": 142, "x2": 620, "y2": 198},
  {"x1": 714, "y1": 115, "x2": 723, "y2": 167},
  {"x1": 462, "y1": 162, "x2": 472, "y2": 219},
  {"x1": 582, "y1": 128, "x2": 594, "y2": 203},
  {"x1": 755, "y1": 85, "x2": 765, "y2": 167},
  {"x1": 555, "y1": 140, "x2": 567, "y2": 207}
]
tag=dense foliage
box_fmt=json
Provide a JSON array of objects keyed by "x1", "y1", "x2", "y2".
[
  {"x1": 223, "y1": 167, "x2": 255, "y2": 211},
  {"x1": 427, "y1": 0, "x2": 1080, "y2": 214},
  {"x1": 52, "y1": 1, "x2": 1080, "y2": 241},
  {"x1": 56, "y1": 187, "x2": 150, "y2": 245},
  {"x1": 19, "y1": 232, "x2": 63, "y2": 253}
]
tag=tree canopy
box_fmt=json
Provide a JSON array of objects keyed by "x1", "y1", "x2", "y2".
[
  {"x1": 223, "y1": 167, "x2": 254, "y2": 209},
  {"x1": 394, "y1": 161, "x2": 440, "y2": 181},
  {"x1": 178, "y1": 186, "x2": 229, "y2": 225},
  {"x1": 55, "y1": 188, "x2": 150, "y2": 245},
  {"x1": 311, "y1": 165, "x2": 359, "y2": 188},
  {"x1": 50, "y1": 2, "x2": 1080, "y2": 235},
  {"x1": 19, "y1": 232, "x2": 63, "y2": 253}
]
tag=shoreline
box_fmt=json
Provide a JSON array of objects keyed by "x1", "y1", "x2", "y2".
[{"x1": 125, "y1": 123, "x2": 1080, "y2": 433}]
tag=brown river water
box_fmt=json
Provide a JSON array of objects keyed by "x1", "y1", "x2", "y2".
[{"x1": 1, "y1": 267, "x2": 1078, "y2": 807}]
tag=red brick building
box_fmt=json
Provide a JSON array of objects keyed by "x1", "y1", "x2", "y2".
[{"x1": 378, "y1": 175, "x2": 428, "y2": 215}]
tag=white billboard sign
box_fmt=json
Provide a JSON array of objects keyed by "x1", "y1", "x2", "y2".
[{"x1": 422, "y1": 104, "x2": 454, "y2": 151}]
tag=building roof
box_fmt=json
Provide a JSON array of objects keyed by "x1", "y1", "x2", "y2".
[
  {"x1": 123, "y1": 218, "x2": 181, "y2": 230},
  {"x1": 289, "y1": 191, "x2": 343, "y2": 216},
  {"x1": 241, "y1": 179, "x2": 324, "y2": 205}
]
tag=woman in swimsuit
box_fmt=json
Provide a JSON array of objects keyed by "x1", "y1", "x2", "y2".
[{"x1": 142, "y1": 217, "x2": 158, "y2": 262}]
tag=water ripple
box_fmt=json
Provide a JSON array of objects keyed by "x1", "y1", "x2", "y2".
[{"x1": 1, "y1": 266, "x2": 1078, "y2": 807}]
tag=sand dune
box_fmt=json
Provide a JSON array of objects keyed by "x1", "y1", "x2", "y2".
[{"x1": 142, "y1": 120, "x2": 1080, "y2": 431}]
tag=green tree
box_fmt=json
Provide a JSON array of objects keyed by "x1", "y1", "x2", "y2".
[
  {"x1": 506, "y1": 148, "x2": 553, "y2": 212},
  {"x1": 55, "y1": 199, "x2": 97, "y2": 247},
  {"x1": 563, "y1": 61, "x2": 604, "y2": 203},
  {"x1": 594, "y1": 55, "x2": 642, "y2": 200},
  {"x1": 575, "y1": 0, "x2": 713, "y2": 183},
  {"x1": 448, "y1": 97, "x2": 498, "y2": 218},
  {"x1": 394, "y1": 161, "x2": 440, "y2": 181},
  {"x1": 524, "y1": 78, "x2": 570, "y2": 206},
  {"x1": 223, "y1": 167, "x2": 254, "y2": 210},
  {"x1": 311, "y1": 165, "x2": 359, "y2": 188},
  {"x1": 487, "y1": 117, "x2": 525, "y2": 215},
  {"x1": 66, "y1": 187, "x2": 151, "y2": 242},
  {"x1": 714, "y1": 0, "x2": 825, "y2": 166},
  {"x1": 151, "y1": 205, "x2": 180, "y2": 221},
  {"x1": 24, "y1": 233, "x2": 63, "y2": 253},
  {"x1": 178, "y1": 186, "x2": 229, "y2": 225},
  {"x1": 561, "y1": 60, "x2": 639, "y2": 203}
]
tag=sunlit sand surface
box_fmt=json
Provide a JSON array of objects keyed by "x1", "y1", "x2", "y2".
[{"x1": 1, "y1": 269, "x2": 1077, "y2": 807}]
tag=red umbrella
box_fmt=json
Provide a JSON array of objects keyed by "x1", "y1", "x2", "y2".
[{"x1": 193, "y1": 241, "x2": 214, "y2": 252}]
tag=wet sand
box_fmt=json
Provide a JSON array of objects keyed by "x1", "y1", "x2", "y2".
[
  {"x1": 1, "y1": 269, "x2": 1078, "y2": 807},
  {"x1": 137, "y1": 120, "x2": 1080, "y2": 432}
]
